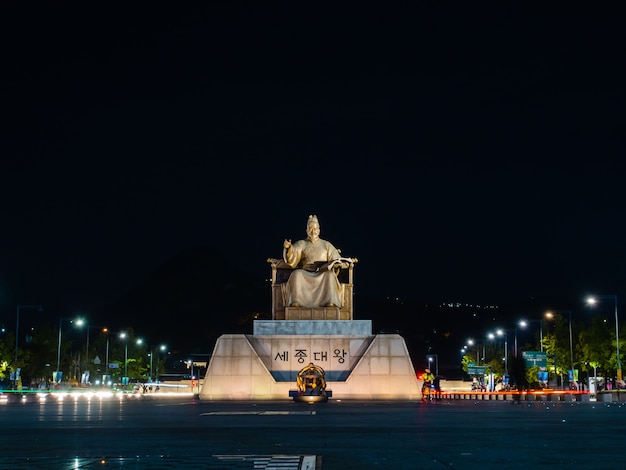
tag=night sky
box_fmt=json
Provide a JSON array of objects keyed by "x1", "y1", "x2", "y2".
[{"x1": 2, "y1": 4, "x2": 625, "y2": 330}]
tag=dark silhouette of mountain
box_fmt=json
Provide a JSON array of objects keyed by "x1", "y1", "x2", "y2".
[
  {"x1": 96, "y1": 245, "x2": 269, "y2": 355},
  {"x1": 92, "y1": 245, "x2": 478, "y2": 375},
  {"x1": 95, "y1": 245, "x2": 436, "y2": 359}
]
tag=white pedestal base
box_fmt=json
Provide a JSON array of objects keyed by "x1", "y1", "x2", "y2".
[{"x1": 199, "y1": 322, "x2": 420, "y2": 400}]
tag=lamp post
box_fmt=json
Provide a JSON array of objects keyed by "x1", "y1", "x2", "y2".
[
  {"x1": 55, "y1": 317, "x2": 73, "y2": 383},
  {"x1": 587, "y1": 295, "x2": 621, "y2": 381},
  {"x1": 546, "y1": 310, "x2": 574, "y2": 387},
  {"x1": 119, "y1": 333, "x2": 143, "y2": 381},
  {"x1": 120, "y1": 332, "x2": 128, "y2": 378},
  {"x1": 466, "y1": 339, "x2": 479, "y2": 365},
  {"x1": 104, "y1": 328, "x2": 110, "y2": 372},
  {"x1": 525, "y1": 314, "x2": 550, "y2": 352},
  {"x1": 75, "y1": 318, "x2": 90, "y2": 381},
  {"x1": 427, "y1": 354, "x2": 439, "y2": 375},
  {"x1": 155, "y1": 344, "x2": 167, "y2": 383},
  {"x1": 486, "y1": 332, "x2": 502, "y2": 391},
  {"x1": 543, "y1": 312, "x2": 558, "y2": 386},
  {"x1": 487, "y1": 332, "x2": 496, "y2": 364},
  {"x1": 15, "y1": 304, "x2": 43, "y2": 362},
  {"x1": 496, "y1": 329, "x2": 509, "y2": 376},
  {"x1": 482, "y1": 337, "x2": 487, "y2": 365},
  {"x1": 515, "y1": 320, "x2": 528, "y2": 356},
  {"x1": 78, "y1": 323, "x2": 110, "y2": 383}
]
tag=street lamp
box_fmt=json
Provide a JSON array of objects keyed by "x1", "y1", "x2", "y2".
[
  {"x1": 119, "y1": 333, "x2": 143, "y2": 381},
  {"x1": 487, "y1": 331, "x2": 497, "y2": 364},
  {"x1": 496, "y1": 329, "x2": 508, "y2": 376},
  {"x1": 75, "y1": 318, "x2": 90, "y2": 381},
  {"x1": 155, "y1": 344, "x2": 167, "y2": 383},
  {"x1": 15, "y1": 304, "x2": 43, "y2": 362},
  {"x1": 75, "y1": 321, "x2": 110, "y2": 384},
  {"x1": 466, "y1": 339, "x2": 479, "y2": 365},
  {"x1": 486, "y1": 331, "x2": 504, "y2": 391},
  {"x1": 515, "y1": 320, "x2": 528, "y2": 356},
  {"x1": 546, "y1": 310, "x2": 574, "y2": 387},
  {"x1": 523, "y1": 314, "x2": 552, "y2": 353},
  {"x1": 586, "y1": 295, "x2": 621, "y2": 381},
  {"x1": 542, "y1": 312, "x2": 561, "y2": 387},
  {"x1": 120, "y1": 332, "x2": 129, "y2": 378},
  {"x1": 103, "y1": 328, "x2": 110, "y2": 372},
  {"x1": 55, "y1": 317, "x2": 74, "y2": 383},
  {"x1": 427, "y1": 354, "x2": 439, "y2": 375}
]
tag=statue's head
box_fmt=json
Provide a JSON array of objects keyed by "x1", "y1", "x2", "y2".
[{"x1": 306, "y1": 214, "x2": 320, "y2": 241}]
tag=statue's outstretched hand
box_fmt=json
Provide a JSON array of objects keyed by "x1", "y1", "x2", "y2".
[{"x1": 283, "y1": 239, "x2": 292, "y2": 249}]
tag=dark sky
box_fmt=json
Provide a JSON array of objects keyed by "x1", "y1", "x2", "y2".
[{"x1": 1, "y1": 3, "x2": 625, "y2": 324}]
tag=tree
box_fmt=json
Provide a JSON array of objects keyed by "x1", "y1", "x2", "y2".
[
  {"x1": 0, "y1": 332, "x2": 15, "y2": 381},
  {"x1": 579, "y1": 314, "x2": 612, "y2": 378}
]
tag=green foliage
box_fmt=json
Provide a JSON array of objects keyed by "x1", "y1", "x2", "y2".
[
  {"x1": 579, "y1": 315, "x2": 613, "y2": 373},
  {"x1": 460, "y1": 354, "x2": 472, "y2": 373},
  {"x1": 0, "y1": 332, "x2": 14, "y2": 380},
  {"x1": 0, "y1": 323, "x2": 155, "y2": 387},
  {"x1": 460, "y1": 309, "x2": 625, "y2": 386}
]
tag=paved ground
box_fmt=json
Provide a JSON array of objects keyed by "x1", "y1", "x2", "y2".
[{"x1": 1, "y1": 393, "x2": 625, "y2": 469}]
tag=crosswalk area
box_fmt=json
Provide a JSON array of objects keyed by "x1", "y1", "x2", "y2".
[
  {"x1": 214, "y1": 454, "x2": 317, "y2": 469},
  {"x1": 3, "y1": 455, "x2": 319, "y2": 469}
]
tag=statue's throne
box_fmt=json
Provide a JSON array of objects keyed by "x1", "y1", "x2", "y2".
[{"x1": 266, "y1": 257, "x2": 357, "y2": 320}]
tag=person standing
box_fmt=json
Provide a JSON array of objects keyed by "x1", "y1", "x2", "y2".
[{"x1": 422, "y1": 368, "x2": 435, "y2": 400}]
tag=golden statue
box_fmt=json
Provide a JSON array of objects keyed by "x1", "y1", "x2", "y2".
[
  {"x1": 283, "y1": 215, "x2": 353, "y2": 308},
  {"x1": 267, "y1": 215, "x2": 357, "y2": 319}
]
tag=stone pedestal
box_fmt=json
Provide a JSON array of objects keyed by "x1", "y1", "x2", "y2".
[
  {"x1": 199, "y1": 320, "x2": 420, "y2": 400},
  {"x1": 285, "y1": 307, "x2": 351, "y2": 320}
]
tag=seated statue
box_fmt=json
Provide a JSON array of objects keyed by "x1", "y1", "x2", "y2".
[{"x1": 282, "y1": 214, "x2": 355, "y2": 309}]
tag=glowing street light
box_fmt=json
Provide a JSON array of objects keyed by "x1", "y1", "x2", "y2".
[
  {"x1": 465, "y1": 339, "x2": 479, "y2": 364},
  {"x1": 496, "y1": 329, "x2": 508, "y2": 375},
  {"x1": 487, "y1": 331, "x2": 497, "y2": 363},
  {"x1": 427, "y1": 354, "x2": 439, "y2": 375},
  {"x1": 546, "y1": 310, "x2": 574, "y2": 387},
  {"x1": 148, "y1": 344, "x2": 167, "y2": 382},
  {"x1": 586, "y1": 295, "x2": 621, "y2": 381},
  {"x1": 155, "y1": 344, "x2": 167, "y2": 383},
  {"x1": 119, "y1": 332, "x2": 129, "y2": 378},
  {"x1": 119, "y1": 333, "x2": 143, "y2": 381},
  {"x1": 515, "y1": 320, "x2": 528, "y2": 355},
  {"x1": 73, "y1": 320, "x2": 110, "y2": 384}
]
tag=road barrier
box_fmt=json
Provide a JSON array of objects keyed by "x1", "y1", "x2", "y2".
[{"x1": 439, "y1": 390, "x2": 592, "y2": 402}]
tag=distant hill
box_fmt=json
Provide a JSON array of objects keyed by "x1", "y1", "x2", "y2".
[
  {"x1": 95, "y1": 244, "x2": 438, "y2": 357},
  {"x1": 96, "y1": 245, "x2": 567, "y2": 377}
]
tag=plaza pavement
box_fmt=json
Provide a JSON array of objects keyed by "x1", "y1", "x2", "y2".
[{"x1": 1, "y1": 392, "x2": 625, "y2": 469}]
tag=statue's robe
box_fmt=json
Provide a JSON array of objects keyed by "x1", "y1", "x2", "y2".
[{"x1": 282, "y1": 238, "x2": 344, "y2": 308}]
